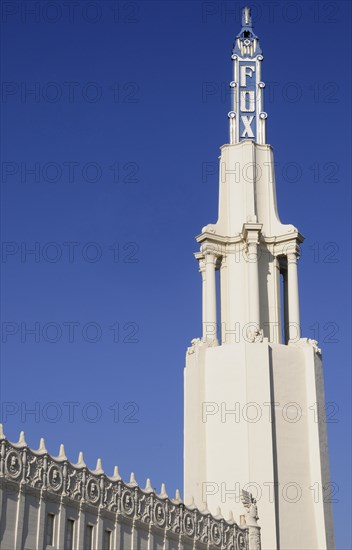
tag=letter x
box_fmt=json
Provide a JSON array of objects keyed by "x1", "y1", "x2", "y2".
[{"x1": 241, "y1": 115, "x2": 254, "y2": 138}]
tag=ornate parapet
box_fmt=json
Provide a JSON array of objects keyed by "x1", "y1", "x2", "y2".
[
  {"x1": 241, "y1": 490, "x2": 261, "y2": 550},
  {"x1": 0, "y1": 425, "x2": 250, "y2": 550}
]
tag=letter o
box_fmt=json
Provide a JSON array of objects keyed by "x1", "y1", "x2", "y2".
[
  {"x1": 42, "y1": 402, "x2": 62, "y2": 423},
  {"x1": 282, "y1": 2, "x2": 302, "y2": 23},
  {"x1": 82, "y1": 162, "x2": 102, "y2": 183},
  {"x1": 42, "y1": 242, "x2": 62, "y2": 263},
  {"x1": 42, "y1": 162, "x2": 62, "y2": 183},
  {"x1": 82, "y1": 83, "x2": 102, "y2": 103},
  {"x1": 243, "y1": 162, "x2": 262, "y2": 183},
  {"x1": 42, "y1": 322, "x2": 62, "y2": 343},
  {"x1": 82, "y1": 2, "x2": 102, "y2": 22},
  {"x1": 42, "y1": 2, "x2": 63, "y2": 23},
  {"x1": 282, "y1": 82, "x2": 302, "y2": 103},
  {"x1": 282, "y1": 482, "x2": 302, "y2": 503},
  {"x1": 282, "y1": 402, "x2": 302, "y2": 423},
  {"x1": 82, "y1": 242, "x2": 102, "y2": 263},
  {"x1": 82, "y1": 322, "x2": 102, "y2": 342},
  {"x1": 242, "y1": 402, "x2": 262, "y2": 423},
  {"x1": 82, "y1": 401, "x2": 102, "y2": 423},
  {"x1": 42, "y1": 82, "x2": 62, "y2": 103},
  {"x1": 282, "y1": 162, "x2": 302, "y2": 183}
]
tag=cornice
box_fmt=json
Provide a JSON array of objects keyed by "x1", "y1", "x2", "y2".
[{"x1": 0, "y1": 427, "x2": 249, "y2": 549}]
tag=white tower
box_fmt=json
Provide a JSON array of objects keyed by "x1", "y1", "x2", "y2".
[{"x1": 184, "y1": 8, "x2": 335, "y2": 550}]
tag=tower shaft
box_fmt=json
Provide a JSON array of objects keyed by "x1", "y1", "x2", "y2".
[{"x1": 184, "y1": 8, "x2": 335, "y2": 550}]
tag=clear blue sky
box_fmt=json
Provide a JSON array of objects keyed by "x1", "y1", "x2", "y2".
[{"x1": 1, "y1": 1, "x2": 351, "y2": 548}]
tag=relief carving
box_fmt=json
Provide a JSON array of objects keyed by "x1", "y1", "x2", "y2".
[{"x1": 1, "y1": 437, "x2": 255, "y2": 550}]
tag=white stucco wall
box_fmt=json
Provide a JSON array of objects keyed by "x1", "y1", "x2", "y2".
[{"x1": 184, "y1": 339, "x2": 334, "y2": 550}]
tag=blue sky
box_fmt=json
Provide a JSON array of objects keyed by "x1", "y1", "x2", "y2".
[{"x1": 0, "y1": 1, "x2": 351, "y2": 548}]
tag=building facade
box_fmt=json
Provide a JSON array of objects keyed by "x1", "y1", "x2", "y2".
[
  {"x1": 0, "y1": 426, "x2": 259, "y2": 550},
  {"x1": 184, "y1": 8, "x2": 335, "y2": 550}
]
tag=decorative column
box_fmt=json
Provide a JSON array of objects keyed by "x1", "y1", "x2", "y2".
[
  {"x1": 243, "y1": 224, "x2": 262, "y2": 340},
  {"x1": 272, "y1": 255, "x2": 281, "y2": 344},
  {"x1": 248, "y1": 241, "x2": 260, "y2": 327},
  {"x1": 287, "y1": 249, "x2": 301, "y2": 342},
  {"x1": 258, "y1": 110, "x2": 267, "y2": 145},
  {"x1": 228, "y1": 110, "x2": 237, "y2": 144},
  {"x1": 203, "y1": 246, "x2": 217, "y2": 342},
  {"x1": 199, "y1": 259, "x2": 206, "y2": 335},
  {"x1": 283, "y1": 268, "x2": 289, "y2": 344}
]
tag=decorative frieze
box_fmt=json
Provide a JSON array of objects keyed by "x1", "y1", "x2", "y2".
[{"x1": 0, "y1": 426, "x2": 256, "y2": 550}]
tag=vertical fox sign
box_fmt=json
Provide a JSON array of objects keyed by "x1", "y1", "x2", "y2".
[{"x1": 228, "y1": 7, "x2": 267, "y2": 144}]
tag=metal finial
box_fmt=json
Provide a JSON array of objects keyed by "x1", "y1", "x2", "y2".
[{"x1": 242, "y1": 6, "x2": 252, "y2": 26}]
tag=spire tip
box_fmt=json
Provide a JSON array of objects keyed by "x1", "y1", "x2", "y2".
[{"x1": 242, "y1": 6, "x2": 252, "y2": 27}]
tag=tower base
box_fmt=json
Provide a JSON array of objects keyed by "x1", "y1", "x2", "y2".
[{"x1": 184, "y1": 338, "x2": 335, "y2": 550}]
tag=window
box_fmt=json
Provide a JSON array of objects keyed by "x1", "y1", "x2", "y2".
[
  {"x1": 103, "y1": 529, "x2": 112, "y2": 550},
  {"x1": 85, "y1": 524, "x2": 94, "y2": 550},
  {"x1": 46, "y1": 513, "x2": 55, "y2": 546},
  {"x1": 66, "y1": 519, "x2": 74, "y2": 550}
]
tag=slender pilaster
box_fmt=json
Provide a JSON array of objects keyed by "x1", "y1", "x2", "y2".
[
  {"x1": 36, "y1": 490, "x2": 47, "y2": 550},
  {"x1": 283, "y1": 269, "x2": 289, "y2": 344},
  {"x1": 248, "y1": 241, "x2": 260, "y2": 327},
  {"x1": 199, "y1": 260, "x2": 206, "y2": 335},
  {"x1": 272, "y1": 255, "x2": 281, "y2": 344},
  {"x1": 243, "y1": 224, "x2": 262, "y2": 339},
  {"x1": 228, "y1": 111, "x2": 237, "y2": 144},
  {"x1": 96, "y1": 509, "x2": 103, "y2": 549},
  {"x1": 57, "y1": 496, "x2": 68, "y2": 549},
  {"x1": 258, "y1": 111, "x2": 267, "y2": 145},
  {"x1": 203, "y1": 247, "x2": 217, "y2": 342},
  {"x1": 14, "y1": 482, "x2": 25, "y2": 550},
  {"x1": 287, "y1": 251, "x2": 301, "y2": 342},
  {"x1": 77, "y1": 503, "x2": 86, "y2": 550}
]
